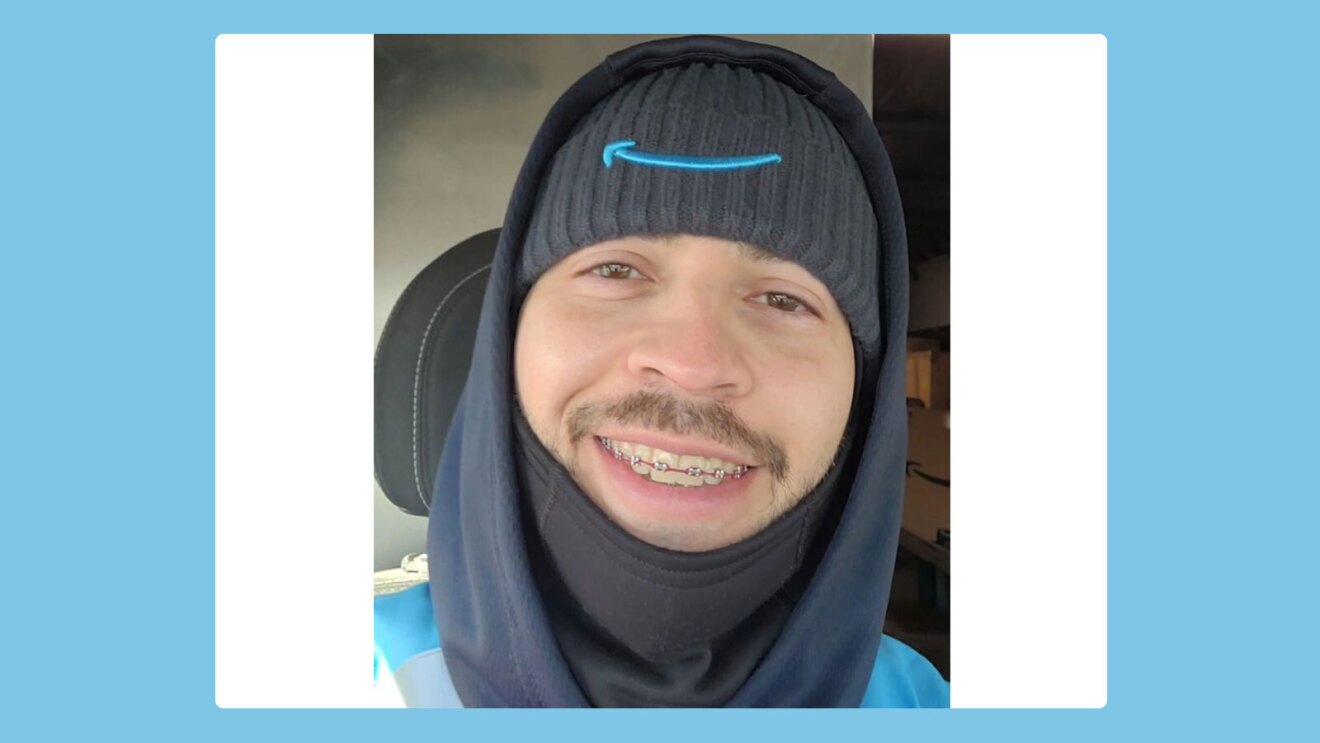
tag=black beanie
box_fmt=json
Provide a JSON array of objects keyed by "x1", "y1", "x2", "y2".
[{"x1": 517, "y1": 61, "x2": 882, "y2": 363}]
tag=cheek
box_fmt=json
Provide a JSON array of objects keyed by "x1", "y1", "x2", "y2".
[
  {"x1": 514, "y1": 293, "x2": 626, "y2": 436},
  {"x1": 747, "y1": 332, "x2": 854, "y2": 473}
]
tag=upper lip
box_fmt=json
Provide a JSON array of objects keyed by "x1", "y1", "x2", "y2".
[{"x1": 595, "y1": 429, "x2": 755, "y2": 467}]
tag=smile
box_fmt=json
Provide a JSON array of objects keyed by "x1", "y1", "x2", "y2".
[{"x1": 598, "y1": 436, "x2": 750, "y2": 487}]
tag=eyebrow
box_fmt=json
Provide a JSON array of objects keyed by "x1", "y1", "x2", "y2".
[{"x1": 735, "y1": 241, "x2": 787, "y2": 264}]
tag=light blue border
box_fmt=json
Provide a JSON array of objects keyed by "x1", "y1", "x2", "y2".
[{"x1": 6, "y1": 0, "x2": 1313, "y2": 740}]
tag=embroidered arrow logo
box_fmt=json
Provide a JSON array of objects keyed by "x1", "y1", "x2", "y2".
[
  {"x1": 905, "y1": 460, "x2": 950, "y2": 488},
  {"x1": 602, "y1": 140, "x2": 782, "y2": 172}
]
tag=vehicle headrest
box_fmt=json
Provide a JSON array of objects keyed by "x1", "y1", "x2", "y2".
[{"x1": 374, "y1": 229, "x2": 497, "y2": 516}]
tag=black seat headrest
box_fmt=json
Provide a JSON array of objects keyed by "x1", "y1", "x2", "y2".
[{"x1": 375, "y1": 229, "x2": 497, "y2": 516}]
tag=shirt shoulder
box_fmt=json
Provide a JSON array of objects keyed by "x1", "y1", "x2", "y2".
[
  {"x1": 374, "y1": 581, "x2": 465, "y2": 707},
  {"x1": 859, "y1": 634, "x2": 951, "y2": 708},
  {"x1": 374, "y1": 581, "x2": 440, "y2": 681}
]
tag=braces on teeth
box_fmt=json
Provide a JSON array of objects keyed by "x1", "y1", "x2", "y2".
[{"x1": 599, "y1": 436, "x2": 748, "y2": 479}]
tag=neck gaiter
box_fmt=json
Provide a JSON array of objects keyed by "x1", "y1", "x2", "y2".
[{"x1": 512, "y1": 407, "x2": 853, "y2": 706}]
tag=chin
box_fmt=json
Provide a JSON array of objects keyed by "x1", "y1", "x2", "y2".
[{"x1": 610, "y1": 510, "x2": 746, "y2": 553}]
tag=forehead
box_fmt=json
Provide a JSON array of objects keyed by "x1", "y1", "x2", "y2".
[{"x1": 629, "y1": 234, "x2": 794, "y2": 266}]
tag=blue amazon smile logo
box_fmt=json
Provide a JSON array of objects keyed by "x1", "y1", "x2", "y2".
[{"x1": 602, "y1": 140, "x2": 782, "y2": 172}]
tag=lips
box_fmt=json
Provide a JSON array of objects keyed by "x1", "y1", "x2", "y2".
[
  {"x1": 598, "y1": 436, "x2": 751, "y2": 487},
  {"x1": 591, "y1": 427, "x2": 765, "y2": 525}
]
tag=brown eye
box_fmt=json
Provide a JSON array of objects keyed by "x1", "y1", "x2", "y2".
[
  {"x1": 758, "y1": 292, "x2": 807, "y2": 313},
  {"x1": 591, "y1": 263, "x2": 641, "y2": 280}
]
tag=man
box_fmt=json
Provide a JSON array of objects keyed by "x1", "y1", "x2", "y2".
[{"x1": 374, "y1": 35, "x2": 949, "y2": 707}]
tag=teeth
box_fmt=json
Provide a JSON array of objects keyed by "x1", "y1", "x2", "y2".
[
  {"x1": 601, "y1": 437, "x2": 744, "y2": 474},
  {"x1": 597, "y1": 436, "x2": 753, "y2": 488},
  {"x1": 649, "y1": 468, "x2": 705, "y2": 487},
  {"x1": 677, "y1": 454, "x2": 705, "y2": 472},
  {"x1": 652, "y1": 449, "x2": 680, "y2": 470}
]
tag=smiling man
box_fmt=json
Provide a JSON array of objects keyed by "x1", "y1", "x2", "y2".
[
  {"x1": 375, "y1": 36, "x2": 950, "y2": 708},
  {"x1": 514, "y1": 234, "x2": 856, "y2": 554}
]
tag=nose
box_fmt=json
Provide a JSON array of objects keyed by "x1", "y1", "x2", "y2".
[{"x1": 624, "y1": 292, "x2": 754, "y2": 399}]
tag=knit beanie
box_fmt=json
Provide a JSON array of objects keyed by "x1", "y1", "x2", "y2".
[{"x1": 516, "y1": 61, "x2": 881, "y2": 362}]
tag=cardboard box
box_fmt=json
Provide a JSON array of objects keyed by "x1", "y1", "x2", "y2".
[
  {"x1": 906, "y1": 337, "x2": 941, "y2": 353},
  {"x1": 906, "y1": 350, "x2": 950, "y2": 409},
  {"x1": 903, "y1": 408, "x2": 950, "y2": 545}
]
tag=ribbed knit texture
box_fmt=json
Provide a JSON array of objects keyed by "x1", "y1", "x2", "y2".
[{"x1": 517, "y1": 63, "x2": 881, "y2": 361}]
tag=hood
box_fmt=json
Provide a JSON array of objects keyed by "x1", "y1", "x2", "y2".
[{"x1": 427, "y1": 35, "x2": 910, "y2": 707}]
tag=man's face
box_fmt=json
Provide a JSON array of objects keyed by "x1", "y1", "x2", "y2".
[{"x1": 514, "y1": 234, "x2": 855, "y2": 552}]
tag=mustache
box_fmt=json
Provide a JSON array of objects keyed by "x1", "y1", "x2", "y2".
[{"x1": 566, "y1": 389, "x2": 789, "y2": 482}]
